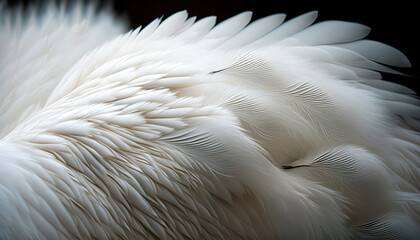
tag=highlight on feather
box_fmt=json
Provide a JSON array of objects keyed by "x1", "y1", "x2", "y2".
[{"x1": 0, "y1": 1, "x2": 419, "y2": 239}]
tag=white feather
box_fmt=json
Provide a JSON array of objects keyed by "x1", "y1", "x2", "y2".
[
  {"x1": 219, "y1": 13, "x2": 286, "y2": 49},
  {"x1": 0, "y1": 2, "x2": 419, "y2": 240},
  {"x1": 204, "y1": 11, "x2": 252, "y2": 39},
  {"x1": 256, "y1": 11, "x2": 319, "y2": 45},
  {"x1": 336, "y1": 40, "x2": 412, "y2": 67},
  {"x1": 292, "y1": 20, "x2": 371, "y2": 45}
]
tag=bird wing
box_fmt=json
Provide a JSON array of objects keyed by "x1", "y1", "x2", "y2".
[{"x1": 1, "y1": 6, "x2": 419, "y2": 239}]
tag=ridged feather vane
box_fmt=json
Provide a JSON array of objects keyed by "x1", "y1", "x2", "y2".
[{"x1": 0, "y1": 1, "x2": 419, "y2": 239}]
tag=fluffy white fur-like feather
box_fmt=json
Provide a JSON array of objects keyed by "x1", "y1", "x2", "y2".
[{"x1": 0, "y1": 1, "x2": 419, "y2": 240}]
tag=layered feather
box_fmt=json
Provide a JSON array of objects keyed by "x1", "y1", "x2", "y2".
[{"x1": 0, "y1": 2, "x2": 419, "y2": 240}]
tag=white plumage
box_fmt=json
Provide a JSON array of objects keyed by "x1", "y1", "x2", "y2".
[{"x1": 0, "y1": 1, "x2": 419, "y2": 239}]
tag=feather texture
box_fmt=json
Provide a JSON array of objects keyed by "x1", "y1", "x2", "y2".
[{"x1": 0, "y1": 2, "x2": 419, "y2": 240}]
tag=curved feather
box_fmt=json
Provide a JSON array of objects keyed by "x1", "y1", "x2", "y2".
[
  {"x1": 256, "y1": 11, "x2": 319, "y2": 45},
  {"x1": 204, "y1": 11, "x2": 252, "y2": 39},
  {"x1": 336, "y1": 40, "x2": 411, "y2": 67},
  {"x1": 292, "y1": 20, "x2": 371, "y2": 45},
  {"x1": 219, "y1": 13, "x2": 286, "y2": 49},
  {"x1": 0, "y1": 4, "x2": 419, "y2": 240},
  {"x1": 179, "y1": 15, "x2": 217, "y2": 40},
  {"x1": 151, "y1": 10, "x2": 188, "y2": 37}
]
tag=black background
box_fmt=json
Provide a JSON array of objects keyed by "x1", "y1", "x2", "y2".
[{"x1": 5, "y1": 0, "x2": 419, "y2": 93}]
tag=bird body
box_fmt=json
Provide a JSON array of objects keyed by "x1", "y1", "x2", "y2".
[{"x1": 0, "y1": 2, "x2": 419, "y2": 239}]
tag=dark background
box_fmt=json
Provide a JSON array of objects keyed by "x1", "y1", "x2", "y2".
[{"x1": 5, "y1": 0, "x2": 419, "y2": 93}]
